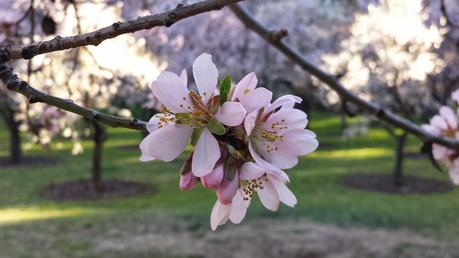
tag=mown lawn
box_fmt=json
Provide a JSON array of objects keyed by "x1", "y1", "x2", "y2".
[{"x1": 0, "y1": 112, "x2": 458, "y2": 257}]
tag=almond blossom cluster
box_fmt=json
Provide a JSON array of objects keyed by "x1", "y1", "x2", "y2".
[
  {"x1": 139, "y1": 53, "x2": 318, "y2": 230},
  {"x1": 422, "y1": 90, "x2": 459, "y2": 184}
]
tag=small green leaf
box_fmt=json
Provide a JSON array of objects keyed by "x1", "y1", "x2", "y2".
[
  {"x1": 190, "y1": 127, "x2": 204, "y2": 146},
  {"x1": 219, "y1": 75, "x2": 232, "y2": 104},
  {"x1": 207, "y1": 119, "x2": 225, "y2": 135}
]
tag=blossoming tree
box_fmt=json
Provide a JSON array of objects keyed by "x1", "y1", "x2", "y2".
[{"x1": 2, "y1": 0, "x2": 459, "y2": 229}]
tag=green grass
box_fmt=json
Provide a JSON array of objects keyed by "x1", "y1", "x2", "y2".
[{"x1": 0, "y1": 112, "x2": 458, "y2": 257}]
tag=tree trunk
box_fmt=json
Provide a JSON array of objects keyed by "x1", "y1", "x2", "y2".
[
  {"x1": 91, "y1": 121, "x2": 107, "y2": 191},
  {"x1": 1, "y1": 107, "x2": 22, "y2": 164},
  {"x1": 393, "y1": 132, "x2": 408, "y2": 187},
  {"x1": 339, "y1": 112, "x2": 347, "y2": 134}
]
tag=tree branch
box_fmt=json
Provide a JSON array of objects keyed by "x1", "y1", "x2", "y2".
[
  {"x1": 0, "y1": 63, "x2": 147, "y2": 131},
  {"x1": 229, "y1": 4, "x2": 459, "y2": 151},
  {"x1": 3, "y1": 0, "x2": 244, "y2": 60}
]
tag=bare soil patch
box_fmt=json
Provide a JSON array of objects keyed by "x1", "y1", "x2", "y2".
[
  {"x1": 95, "y1": 217, "x2": 458, "y2": 258},
  {"x1": 0, "y1": 156, "x2": 61, "y2": 168},
  {"x1": 42, "y1": 179, "x2": 155, "y2": 201},
  {"x1": 340, "y1": 174, "x2": 453, "y2": 194}
]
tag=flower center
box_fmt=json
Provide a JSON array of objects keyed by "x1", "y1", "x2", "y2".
[{"x1": 241, "y1": 174, "x2": 268, "y2": 201}]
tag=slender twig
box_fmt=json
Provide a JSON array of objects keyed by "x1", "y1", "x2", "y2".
[
  {"x1": 229, "y1": 4, "x2": 459, "y2": 150},
  {"x1": 0, "y1": 63, "x2": 147, "y2": 131},
  {"x1": 2, "y1": 0, "x2": 244, "y2": 60}
]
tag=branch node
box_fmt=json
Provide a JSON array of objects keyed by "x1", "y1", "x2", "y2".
[
  {"x1": 112, "y1": 22, "x2": 121, "y2": 30},
  {"x1": 92, "y1": 111, "x2": 100, "y2": 119},
  {"x1": 21, "y1": 47, "x2": 34, "y2": 59},
  {"x1": 269, "y1": 29, "x2": 288, "y2": 42}
]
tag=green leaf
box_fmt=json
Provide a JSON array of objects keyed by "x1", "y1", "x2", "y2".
[
  {"x1": 219, "y1": 75, "x2": 232, "y2": 104},
  {"x1": 206, "y1": 119, "x2": 225, "y2": 135},
  {"x1": 190, "y1": 127, "x2": 204, "y2": 146}
]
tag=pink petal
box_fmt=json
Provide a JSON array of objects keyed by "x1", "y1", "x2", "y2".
[
  {"x1": 229, "y1": 190, "x2": 250, "y2": 224},
  {"x1": 146, "y1": 113, "x2": 175, "y2": 133},
  {"x1": 192, "y1": 53, "x2": 218, "y2": 103},
  {"x1": 255, "y1": 140, "x2": 301, "y2": 169},
  {"x1": 422, "y1": 124, "x2": 440, "y2": 135},
  {"x1": 256, "y1": 180, "x2": 279, "y2": 211},
  {"x1": 201, "y1": 162, "x2": 224, "y2": 189},
  {"x1": 430, "y1": 115, "x2": 448, "y2": 131},
  {"x1": 248, "y1": 142, "x2": 290, "y2": 183},
  {"x1": 210, "y1": 200, "x2": 231, "y2": 231},
  {"x1": 440, "y1": 106, "x2": 457, "y2": 130},
  {"x1": 151, "y1": 71, "x2": 192, "y2": 113},
  {"x1": 265, "y1": 95, "x2": 302, "y2": 114},
  {"x1": 452, "y1": 89, "x2": 459, "y2": 104},
  {"x1": 269, "y1": 175, "x2": 297, "y2": 207},
  {"x1": 283, "y1": 129, "x2": 319, "y2": 155},
  {"x1": 139, "y1": 125, "x2": 193, "y2": 162},
  {"x1": 240, "y1": 162, "x2": 266, "y2": 180},
  {"x1": 214, "y1": 101, "x2": 247, "y2": 126},
  {"x1": 192, "y1": 128, "x2": 221, "y2": 176},
  {"x1": 264, "y1": 108, "x2": 308, "y2": 133},
  {"x1": 232, "y1": 72, "x2": 258, "y2": 101},
  {"x1": 217, "y1": 173, "x2": 239, "y2": 205},
  {"x1": 180, "y1": 69, "x2": 188, "y2": 86},
  {"x1": 239, "y1": 87, "x2": 273, "y2": 114},
  {"x1": 244, "y1": 111, "x2": 258, "y2": 136},
  {"x1": 180, "y1": 172, "x2": 197, "y2": 190}
]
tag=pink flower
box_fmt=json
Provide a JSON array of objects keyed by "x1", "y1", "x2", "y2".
[
  {"x1": 422, "y1": 106, "x2": 458, "y2": 161},
  {"x1": 452, "y1": 89, "x2": 459, "y2": 104},
  {"x1": 210, "y1": 161, "x2": 297, "y2": 231},
  {"x1": 244, "y1": 97, "x2": 318, "y2": 170},
  {"x1": 180, "y1": 172, "x2": 198, "y2": 190},
  {"x1": 140, "y1": 53, "x2": 246, "y2": 177}
]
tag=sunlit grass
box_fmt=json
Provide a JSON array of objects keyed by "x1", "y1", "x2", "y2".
[
  {"x1": 310, "y1": 147, "x2": 392, "y2": 159},
  {"x1": 0, "y1": 207, "x2": 97, "y2": 225}
]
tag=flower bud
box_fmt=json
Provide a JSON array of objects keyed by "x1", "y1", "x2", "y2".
[
  {"x1": 217, "y1": 173, "x2": 239, "y2": 205},
  {"x1": 180, "y1": 172, "x2": 197, "y2": 190},
  {"x1": 201, "y1": 163, "x2": 224, "y2": 189}
]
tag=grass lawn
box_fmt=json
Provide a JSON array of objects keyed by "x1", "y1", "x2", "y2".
[{"x1": 0, "y1": 112, "x2": 458, "y2": 257}]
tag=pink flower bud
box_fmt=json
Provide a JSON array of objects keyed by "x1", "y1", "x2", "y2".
[
  {"x1": 180, "y1": 172, "x2": 197, "y2": 191},
  {"x1": 217, "y1": 173, "x2": 239, "y2": 205},
  {"x1": 201, "y1": 163, "x2": 224, "y2": 189}
]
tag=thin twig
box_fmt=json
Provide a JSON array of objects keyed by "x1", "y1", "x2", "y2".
[
  {"x1": 229, "y1": 4, "x2": 459, "y2": 151},
  {"x1": 2, "y1": 0, "x2": 244, "y2": 60}
]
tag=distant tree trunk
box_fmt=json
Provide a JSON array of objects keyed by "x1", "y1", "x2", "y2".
[
  {"x1": 393, "y1": 132, "x2": 408, "y2": 187},
  {"x1": 91, "y1": 121, "x2": 107, "y2": 191},
  {"x1": 0, "y1": 107, "x2": 22, "y2": 164},
  {"x1": 339, "y1": 113, "x2": 347, "y2": 134}
]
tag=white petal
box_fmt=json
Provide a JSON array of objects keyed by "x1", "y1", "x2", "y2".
[
  {"x1": 430, "y1": 115, "x2": 448, "y2": 131},
  {"x1": 257, "y1": 180, "x2": 279, "y2": 211},
  {"x1": 240, "y1": 162, "x2": 266, "y2": 180},
  {"x1": 139, "y1": 125, "x2": 192, "y2": 162},
  {"x1": 249, "y1": 142, "x2": 290, "y2": 183},
  {"x1": 192, "y1": 128, "x2": 221, "y2": 176},
  {"x1": 239, "y1": 87, "x2": 273, "y2": 114},
  {"x1": 255, "y1": 140, "x2": 300, "y2": 169},
  {"x1": 210, "y1": 200, "x2": 231, "y2": 231},
  {"x1": 229, "y1": 190, "x2": 250, "y2": 224},
  {"x1": 283, "y1": 129, "x2": 319, "y2": 155},
  {"x1": 146, "y1": 113, "x2": 175, "y2": 133},
  {"x1": 264, "y1": 108, "x2": 308, "y2": 133},
  {"x1": 192, "y1": 53, "x2": 218, "y2": 103},
  {"x1": 244, "y1": 111, "x2": 258, "y2": 136},
  {"x1": 265, "y1": 95, "x2": 302, "y2": 114},
  {"x1": 180, "y1": 69, "x2": 188, "y2": 86},
  {"x1": 232, "y1": 72, "x2": 258, "y2": 101},
  {"x1": 214, "y1": 102, "x2": 247, "y2": 126},
  {"x1": 152, "y1": 71, "x2": 192, "y2": 113},
  {"x1": 440, "y1": 106, "x2": 457, "y2": 129},
  {"x1": 269, "y1": 175, "x2": 297, "y2": 207}
]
